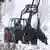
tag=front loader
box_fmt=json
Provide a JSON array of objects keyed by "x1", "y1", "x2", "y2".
[{"x1": 4, "y1": 0, "x2": 48, "y2": 45}]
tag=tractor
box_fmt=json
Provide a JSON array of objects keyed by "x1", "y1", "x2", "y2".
[{"x1": 4, "y1": 0, "x2": 48, "y2": 45}]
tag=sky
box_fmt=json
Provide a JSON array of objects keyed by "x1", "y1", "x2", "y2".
[{"x1": 48, "y1": 0, "x2": 50, "y2": 5}]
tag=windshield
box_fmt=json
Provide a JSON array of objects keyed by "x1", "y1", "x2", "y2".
[
  {"x1": 8, "y1": 18, "x2": 27, "y2": 27},
  {"x1": 8, "y1": 18, "x2": 18, "y2": 27}
]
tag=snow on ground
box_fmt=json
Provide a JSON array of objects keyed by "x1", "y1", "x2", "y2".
[{"x1": 3, "y1": 42, "x2": 50, "y2": 50}]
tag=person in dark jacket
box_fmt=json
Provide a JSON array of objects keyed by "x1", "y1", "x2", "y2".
[
  {"x1": 4, "y1": 28, "x2": 12, "y2": 42},
  {"x1": 4, "y1": 28, "x2": 9, "y2": 42}
]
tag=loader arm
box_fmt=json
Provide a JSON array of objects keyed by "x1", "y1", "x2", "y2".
[
  {"x1": 25, "y1": 0, "x2": 40, "y2": 29},
  {"x1": 16, "y1": 0, "x2": 34, "y2": 26},
  {"x1": 23, "y1": 0, "x2": 48, "y2": 45}
]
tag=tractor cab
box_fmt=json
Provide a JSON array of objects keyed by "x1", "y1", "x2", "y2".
[
  {"x1": 4, "y1": 17, "x2": 28, "y2": 42},
  {"x1": 8, "y1": 18, "x2": 28, "y2": 30}
]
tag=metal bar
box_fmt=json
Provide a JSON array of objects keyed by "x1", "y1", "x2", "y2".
[{"x1": 11, "y1": 18, "x2": 28, "y2": 21}]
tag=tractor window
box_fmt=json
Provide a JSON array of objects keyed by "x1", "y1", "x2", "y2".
[
  {"x1": 8, "y1": 19, "x2": 15, "y2": 27},
  {"x1": 16, "y1": 19, "x2": 18, "y2": 23},
  {"x1": 21, "y1": 20, "x2": 27, "y2": 27},
  {"x1": 15, "y1": 19, "x2": 19, "y2": 24},
  {"x1": 11, "y1": 20, "x2": 14, "y2": 27},
  {"x1": 8, "y1": 18, "x2": 27, "y2": 28},
  {"x1": 21, "y1": 20, "x2": 23, "y2": 26}
]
